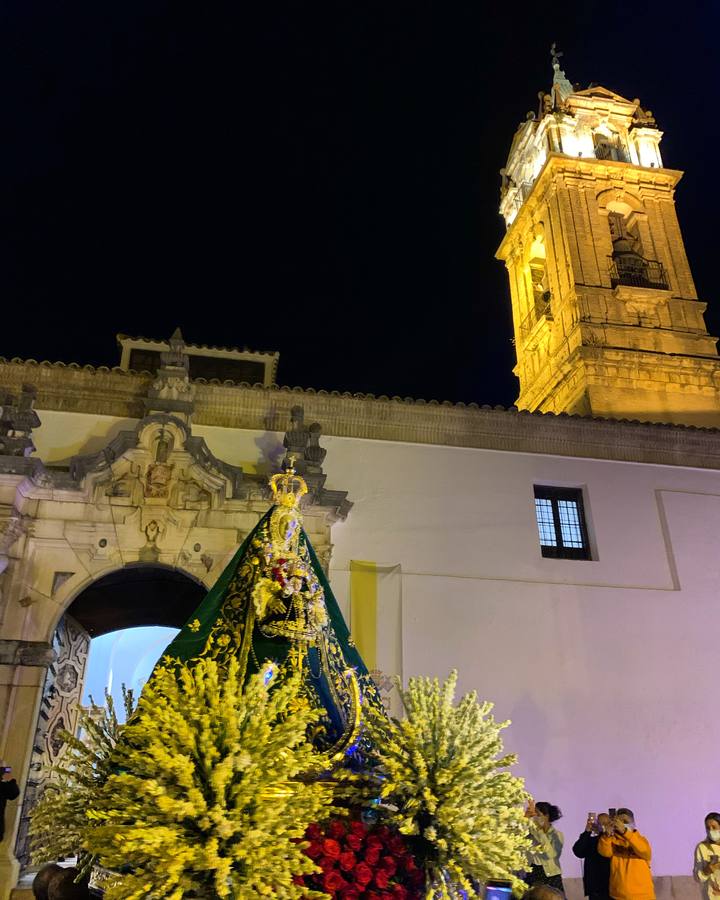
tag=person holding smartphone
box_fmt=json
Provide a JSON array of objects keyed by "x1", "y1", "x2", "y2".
[
  {"x1": 597, "y1": 807, "x2": 654, "y2": 900},
  {"x1": 525, "y1": 799, "x2": 565, "y2": 893},
  {"x1": 573, "y1": 812, "x2": 611, "y2": 900},
  {"x1": 0, "y1": 765, "x2": 20, "y2": 842},
  {"x1": 693, "y1": 812, "x2": 720, "y2": 899}
]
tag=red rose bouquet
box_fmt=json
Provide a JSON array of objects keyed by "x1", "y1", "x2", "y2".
[{"x1": 297, "y1": 817, "x2": 425, "y2": 899}]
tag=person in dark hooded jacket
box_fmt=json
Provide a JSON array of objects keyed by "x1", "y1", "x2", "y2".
[
  {"x1": 573, "y1": 812, "x2": 611, "y2": 900},
  {"x1": 0, "y1": 767, "x2": 20, "y2": 842}
]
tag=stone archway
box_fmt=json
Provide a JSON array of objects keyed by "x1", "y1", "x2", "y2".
[
  {"x1": 14, "y1": 564, "x2": 206, "y2": 870},
  {"x1": 67, "y1": 564, "x2": 207, "y2": 636}
]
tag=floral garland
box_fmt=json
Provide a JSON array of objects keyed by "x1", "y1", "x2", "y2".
[{"x1": 297, "y1": 817, "x2": 425, "y2": 900}]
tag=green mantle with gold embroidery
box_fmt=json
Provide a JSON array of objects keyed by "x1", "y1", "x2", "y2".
[{"x1": 158, "y1": 464, "x2": 384, "y2": 758}]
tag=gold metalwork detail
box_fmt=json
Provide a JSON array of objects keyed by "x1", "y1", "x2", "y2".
[{"x1": 268, "y1": 454, "x2": 308, "y2": 508}]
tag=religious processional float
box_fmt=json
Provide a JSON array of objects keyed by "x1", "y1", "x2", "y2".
[{"x1": 30, "y1": 463, "x2": 530, "y2": 899}]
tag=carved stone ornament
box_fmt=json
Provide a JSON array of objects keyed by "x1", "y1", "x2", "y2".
[
  {"x1": 144, "y1": 462, "x2": 175, "y2": 498},
  {"x1": 0, "y1": 383, "x2": 41, "y2": 457}
]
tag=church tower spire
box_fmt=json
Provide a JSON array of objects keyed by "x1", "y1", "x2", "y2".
[
  {"x1": 549, "y1": 42, "x2": 574, "y2": 104},
  {"x1": 496, "y1": 51, "x2": 720, "y2": 427}
]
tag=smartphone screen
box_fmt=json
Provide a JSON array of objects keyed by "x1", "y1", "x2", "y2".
[{"x1": 485, "y1": 882, "x2": 513, "y2": 900}]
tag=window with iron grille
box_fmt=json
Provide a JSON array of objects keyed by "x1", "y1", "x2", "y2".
[{"x1": 533, "y1": 486, "x2": 591, "y2": 559}]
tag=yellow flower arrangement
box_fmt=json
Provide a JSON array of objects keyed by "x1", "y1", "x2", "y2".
[
  {"x1": 85, "y1": 658, "x2": 333, "y2": 899},
  {"x1": 29, "y1": 689, "x2": 136, "y2": 874},
  {"x1": 342, "y1": 670, "x2": 530, "y2": 898}
]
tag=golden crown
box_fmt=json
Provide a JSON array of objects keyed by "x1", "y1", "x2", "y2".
[{"x1": 269, "y1": 455, "x2": 308, "y2": 508}]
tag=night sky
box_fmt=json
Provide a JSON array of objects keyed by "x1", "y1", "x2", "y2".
[{"x1": 1, "y1": 2, "x2": 718, "y2": 405}]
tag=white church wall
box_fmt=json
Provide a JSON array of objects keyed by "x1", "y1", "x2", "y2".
[
  {"x1": 33, "y1": 410, "x2": 138, "y2": 464},
  {"x1": 320, "y1": 435, "x2": 720, "y2": 880},
  {"x1": 194, "y1": 422, "x2": 720, "y2": 878}
]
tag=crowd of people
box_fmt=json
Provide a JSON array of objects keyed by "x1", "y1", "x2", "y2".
[{"x1": 525, "y1": 800, "x2": 720, "y2": 900}]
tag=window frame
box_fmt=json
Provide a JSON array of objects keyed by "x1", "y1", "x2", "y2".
[{"x1": 533, "y1": 485, "x2": 591, "y2": 560}]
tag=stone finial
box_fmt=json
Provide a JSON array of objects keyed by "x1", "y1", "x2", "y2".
[
  {"x1": 282, "y1": 406, "x2": 327, "y2": 475},
  {"x1": 304, "y1": 423, "x2": 327, "y2": 473},
  {"x1": 550, "y1": 42, "x2": 574, "y2": 105},
  {"x1": 632, "y1": 103, "x2": 657, "y2": 127},
  {"x1": 278, "y1": 406, "x2": 351, "y2": 519},
  {"x1": 283, "y1": 406, "x2": 310, "y2": 465},
  {"x1": 144, "y1": 329, "x2": 195, "y2": 422},
  {"x1": 164, "y1": 327, "x2": 189, "y2": 372},
  {"x1": 0, "y1": 384, "x2": 41, "y2": 457}
]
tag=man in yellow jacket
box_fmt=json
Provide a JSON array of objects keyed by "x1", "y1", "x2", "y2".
[{"x1": 597, "y1": 808, "x2": 655, "y2": 900}]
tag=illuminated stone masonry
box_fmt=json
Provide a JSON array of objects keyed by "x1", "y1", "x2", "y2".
[{"x1": 497, "y1": 56, "x2": 720, "y2": 426}]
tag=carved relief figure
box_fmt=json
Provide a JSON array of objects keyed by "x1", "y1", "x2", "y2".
[
  {"x1": 139, "y1": 519, "x2": 162, "y2": 563},
  {"x1": 144, "y1": 429, "x2": 175, "y2": 497}
]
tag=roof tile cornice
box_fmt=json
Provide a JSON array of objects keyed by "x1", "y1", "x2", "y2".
[{"x1": 1, "y1": 358, "x2": 720, "y2": 469}]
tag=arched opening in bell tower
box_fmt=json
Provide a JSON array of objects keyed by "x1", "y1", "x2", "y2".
[
  {"x1": 593, "y1": 127, "x2": 628, "y2": 162},
  {"x1": 520, "y1": 226, "x2": 552, "y2": 341},
  {"x1": 606, "y1": 200, "x2": 667, "y2": 290},
  {"x1": 528, "y1": 234, "x2": 549, "y2": 312}
]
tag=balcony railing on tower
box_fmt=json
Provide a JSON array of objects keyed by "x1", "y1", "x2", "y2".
[
  {"x1": 608, "y1": 253, "x2": 669, "y2": 290},
  {"x1": 519, "y1": 295, "x2": 553, "y2": 341}
]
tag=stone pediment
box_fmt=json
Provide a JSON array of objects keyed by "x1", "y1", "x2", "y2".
[
  {"x1": 70, "y1": 414, "x2": 244, "y2": 509},
  {"x1": 65, "y1": 408, "x2": 352, "y2": 521},
  {"x1": 572, "y1": 85, "x2": 632, "y2": 104}
]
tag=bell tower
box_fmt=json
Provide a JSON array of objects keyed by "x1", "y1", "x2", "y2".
[{"x1": 496, "y1": 49, "x2": 720, "y2": 427}]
